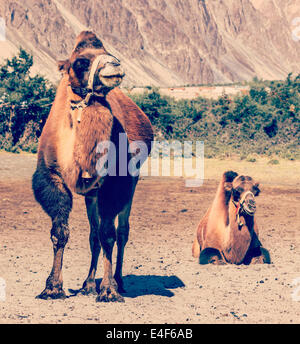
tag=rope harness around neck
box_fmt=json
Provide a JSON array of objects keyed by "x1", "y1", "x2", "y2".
[{"x1": 232, "y1": 190, "x2": 256, "y2": 229}]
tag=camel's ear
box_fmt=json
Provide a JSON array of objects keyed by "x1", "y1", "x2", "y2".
[
  {"x1": 224, "y1": 181, "x2": 234, "y2": 204},
  {"x1": 57, "y1": 59, "x2": 70, "y2": 73},
  {"x1": 253, "y1": 182, "x2": 260, "y2": 196},
  {"x1": 224, "y1": 182, "x2": 233, "y2": 192},
  {"x1": 223, "y1": 171, "x2": 237, "y2": 201},
  {"x1": 224, "y1": 170, "x2": 238, "y2": 183}
]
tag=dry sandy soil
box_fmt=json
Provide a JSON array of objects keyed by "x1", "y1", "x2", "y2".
[{"x1": 0, "y1": 152, "x2": 299, "y2": 324}]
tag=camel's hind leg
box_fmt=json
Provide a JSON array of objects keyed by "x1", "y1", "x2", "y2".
[
  {"x1": 114, "y1": 199, "x2": 136, "y2": 293},
  {"x1": 81, "y1": 190, "x2": 101, "y2": 295},
  {"x1": 95, "y1": 176, "x2": 137, "y2": 302},
  {"x1": 32, "y1": 165, "x2": 72, "y2": 299},
  {"x1": 96, "y1": 216, "x2": 123, "y2": 302},
  {"x1": 199, "y1": 247, "x2": 225, "y2": 265}
]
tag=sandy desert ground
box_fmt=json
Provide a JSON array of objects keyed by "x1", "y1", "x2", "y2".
[{"x1": 0, "y1": 152, "x2": 299, "y2": 324}]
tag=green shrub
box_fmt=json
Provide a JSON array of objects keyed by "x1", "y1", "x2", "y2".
[
  {"x1": 128, "y1": 74, "x2": 300, "y2": 159},
  {"x1": 246, "y1": 156, "x2": 257, "y2": 163},
  {"x1": 1, "y1": 49, "x2": 299, "y2": 160},
  {"x1": 268, "y1": 159, "x2": 280, "y2": 165},
  {"x1": 0, "y1": 48, "x2": 55, "y2": 153}
]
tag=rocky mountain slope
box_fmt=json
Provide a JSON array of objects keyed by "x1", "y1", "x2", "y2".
[{"x1": 0, "y1": 0, "x2": 299, "y2": 86}]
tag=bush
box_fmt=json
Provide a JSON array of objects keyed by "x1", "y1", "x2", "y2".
[
  {"x1": 0, "y1": 48, "x2": 55, "y2": 153},
  {"x1": 246, "y1": 156, "x2": 257, "y2": 163},
  {"x1": 268, "y1": 159, "x2": 280, "y2": 165},
  {"x1": 128, "y1": 74, "x2": 300, "y2": 159},
  {"x1": 1, "y1": 49, "x2": 299, "y2": 160}
]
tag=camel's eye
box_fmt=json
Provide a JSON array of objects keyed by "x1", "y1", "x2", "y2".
[
  {"x1": 253, "y1": 183, "x2": 260, "y2": 196},
  {"x1": 232, "y1": 187, "x2": 243, "y2": 201},
  {"x1": 72, "y1": 58, "x2": 90, "y2": 77}
]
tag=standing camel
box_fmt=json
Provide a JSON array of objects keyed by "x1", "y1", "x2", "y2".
[{"x1": 32, "y1": 31, "x2": 153, "y2": 302}]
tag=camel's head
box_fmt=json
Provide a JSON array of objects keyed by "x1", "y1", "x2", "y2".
[
  {"x1": 58, "y1": 31, "x2": 125, "y2": 97},
  {"x1": 224, "y1": 171, "x2": 260, "y2": 216}
]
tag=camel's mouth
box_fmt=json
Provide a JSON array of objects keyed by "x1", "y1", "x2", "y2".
[
  {"x1": 242, "y1": 198, "x2": 256, "y2": 215},
  {"x1": 96, "y1": 55, "x2": 125, "y2": 89},
  {"x1": 99, "y1": 73, "x2": 125, "y2": 88},
  {"x1": 240, "y1": 191, "x2": 256, "y2": 215}
]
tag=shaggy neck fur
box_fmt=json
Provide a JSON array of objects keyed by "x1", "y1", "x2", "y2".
[
  {"x1": 63, "y1": 85, "x2": 114, "y2": 194},
  {"x1": 222, "y1": 196, "x2": 254, "y2": 264}
]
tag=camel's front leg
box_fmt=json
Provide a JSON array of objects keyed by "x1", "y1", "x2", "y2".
[
  {"x1": 249, "y1": 247, "x2": 271, "y2": 264},
  {"x1": 38, "y1": 220, "x2": 70, "y2": 299},
  {"x1": 114, "y1": 185, "x2": 137, "y2": 293},
  {"x1": 32, "y1": 168, "x2": 72, "y2": 300},
  {"x1": 242, "y1": 246, "x2": 271, "y2": 264},
  {"x1": 114, "y1": 221, "x2": 129, "y2": 293},
  {"x1": 96, "y1": 218, "x2": 124, "y2": 302},
  {"x1": 199, "y1": 247, "x2": 225, "y2": 265}
]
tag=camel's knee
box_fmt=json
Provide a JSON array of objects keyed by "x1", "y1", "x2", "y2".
[
  {"x1": 99, "y1": 220, "x2": 116, "y2": 250},
  {"x1": 116, "y1": 206, "x2": 131, "y2": 243},
  {"x1": 117, "y1": 222, "x2": 129, "y2": 245},
  {"x1": 50, "y1": 221, "x2": 70, "y2": 249},
  {"x1": 32, "y1": 167, "x2": 72, "y2": 221},
  {"x1": 260, "y1": 247, "x2": 271, "y2": 264},
  {"x1": 199, "y1": 247, "x2": 223, "y2": 265},
  {"x1": 245, "y1": 247, "x2": 271, "y2": 265},
  {"x1": 101, "y1": 236, "x2": 116, "y2": 251}
]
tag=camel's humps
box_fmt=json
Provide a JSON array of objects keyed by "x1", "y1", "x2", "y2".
[
  {"x1": 192, "y1": 171, "x2": 271, "y2": 265},
  {"x1": 32, "y1": 31, "x2": 153, "y2": 302}
]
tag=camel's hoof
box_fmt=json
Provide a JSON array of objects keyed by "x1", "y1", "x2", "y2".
[
  {"x1": 96, "y1": 286, "x2": 125, "y2": 303},
  {"x1": 80, "y1": 280, "x2": 97, "y2": 295},
  {"x1": 36, "y1": 288, "x2": 66, "y2": 300}
]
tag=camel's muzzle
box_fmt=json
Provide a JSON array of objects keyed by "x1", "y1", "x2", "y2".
[
  {"x1": 89, "y1": 54, "x2": 125, "y2": 92},
  {"x1": 240, "y1": 191, "x2": 256, "y2": 215}
]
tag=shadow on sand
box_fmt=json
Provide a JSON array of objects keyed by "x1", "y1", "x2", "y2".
[
  {"x1": 118, "y1": 274, "x2": 185, "y2": 298},
  {"x1": 69, "y1": 275, "x2": 185, "y2": 298}
]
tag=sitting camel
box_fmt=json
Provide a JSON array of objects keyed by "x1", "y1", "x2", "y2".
[
  {"x1": 32, "y1": 31, "x2": 153, "y2": 302},
  {"x1": 192, "y1": 171, "x2": 271, "y2": 265}
]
